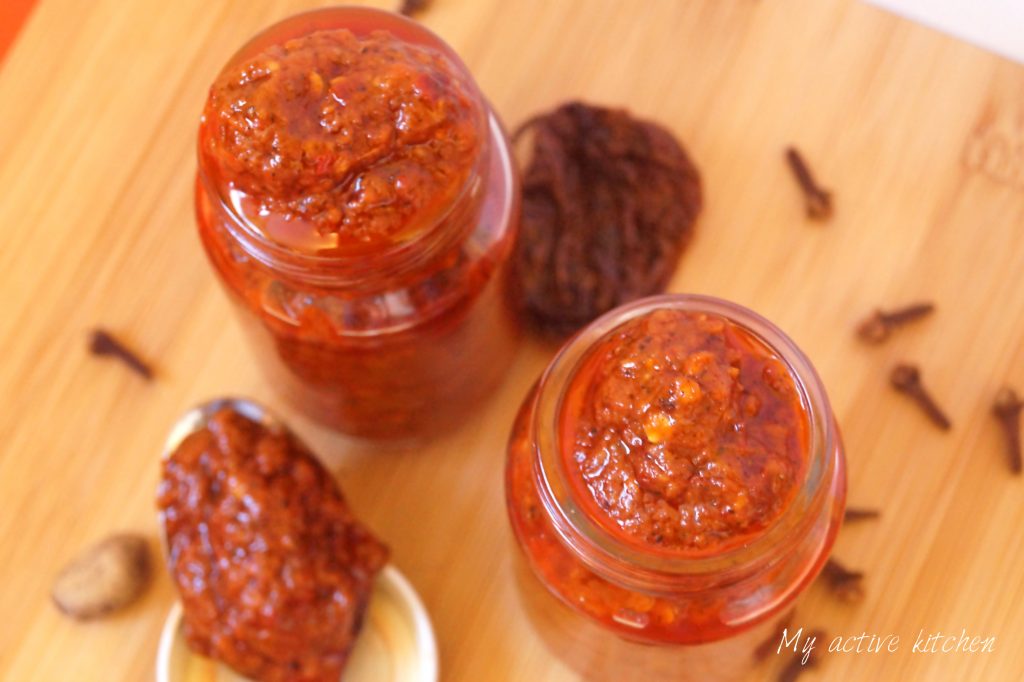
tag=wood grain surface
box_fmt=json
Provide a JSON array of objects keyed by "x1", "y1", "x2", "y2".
[{"x1": 1, "y1": 0, "x2": 1022, "y2": 680}]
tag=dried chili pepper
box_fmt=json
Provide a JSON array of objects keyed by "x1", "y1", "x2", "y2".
[{"x1": 511, "y1": 102, "x2": 702, "y2": 335}]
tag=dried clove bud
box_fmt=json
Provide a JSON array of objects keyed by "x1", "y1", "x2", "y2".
[
  {"x1": 844, "y1": 507, "x2": 881, "y2": 523},
  {"x1": 856, "y1": 302, "x2": 935, "y2": 344},
  {"x1": 993, "y1": 387, "x2": 1022, "y2": 474},
  {"x1": 753, "y1": 609, "x2": 796, "y2": 661},
  {"x1": 785, "y1": 147, "x2": 832, "y2": 221},
  {"x1": 777, "y1": 627, "x2": 827, "y2": 682},
  {"x1": 890, "y1": 364, "x2": 951, "y2": 430},
  {"x1": 88, "y1": 329, "x2": 154, "y2": 380},
  {"x1": 399, "y1": 0, "x2": 431, "y2": 17},
  {"x1": 820, "y1": 558, "x2": 865, "y2": 603}
]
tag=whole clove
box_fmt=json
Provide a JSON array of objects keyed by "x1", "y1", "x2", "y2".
[
  {"x1": 820, "y1": 558, "x2": 864, "y2": 603},
  {"x1": 777, "y1": 627, "x2": 827, "y2": 682},
  {"x1": 753, "y1": 609, "x2": 796, "y2": 662},
  {"x1": 890, "y1": 364, "x2": 951, "y2": 430},
  {"x1": 399, "y1": 0, "x2": 431, "y2": 17},
  {"x1": 844, "y1": 507, "x2": 881, "y2": 523},
  {"x1": 856, "y1": 302, "x2": 935, "y2": 344},
  {"x1": 785, "y1": 147, "x2": 833, "y2": 221},
  {"x1": 88, "y1": 329, "x2": 154, "y2": 380},
  {"x1": 993, "y1": 387, "x2": 1022, "y2": 474}
]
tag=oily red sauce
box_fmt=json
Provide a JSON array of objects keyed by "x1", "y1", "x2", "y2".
[
  {"x1": 200, "y1": 28, "x2": 482, "y2": 255},
  {"x1": 157, "y1": 408, "x2": 388, "y2": 681},
  {"x1": 560, "y1": 309, "x2": 808, "y2": 554}
]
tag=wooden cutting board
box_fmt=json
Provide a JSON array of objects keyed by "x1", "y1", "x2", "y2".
[{"x1": 1, "y1": 0, "x2": 1022, "y2": 680}]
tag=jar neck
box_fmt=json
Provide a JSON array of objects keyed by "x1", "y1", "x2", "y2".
[
  {"x1": 529, "y1": 294, "x2": 842, "y2": 596},
  {"x1": 197, "y1": 138, "x2": 490, "y2": 287},
  {"x1": 195, "y1": 6, "x2": 492, "y2": 288}
]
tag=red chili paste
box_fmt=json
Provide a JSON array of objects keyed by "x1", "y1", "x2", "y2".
[
  {"x1": 560, "y1": 309, "x2": 808, "y2": 554},
  {"x1": 157, "y1": 408, "x2": 388, "y2": 681},
  {"x1": 200, "y1": 28, "x2": 482, "y2": 255}
]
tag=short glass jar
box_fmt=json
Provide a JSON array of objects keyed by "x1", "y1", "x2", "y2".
[
  {"x1": 505, "y1": 294, "x2": 846, "y2": 680},
  {"x1": 195, "y1": 8, "x2": 519, "y2": 439}
]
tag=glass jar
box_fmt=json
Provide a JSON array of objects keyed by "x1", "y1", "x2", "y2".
[
  {"x1": 195, "y1": 8, "x2": 519, "y2": 439},
  {"x1": 505, "y1": 294, "x2": 846, "y2": 680}
]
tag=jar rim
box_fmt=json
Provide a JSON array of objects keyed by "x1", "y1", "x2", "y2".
[
  {"x1": 530, "y1": 294, "x2": 839, "y2": 587},
  {"x1": 195, "y1": 6, "x2": 492, "y2": 282}
]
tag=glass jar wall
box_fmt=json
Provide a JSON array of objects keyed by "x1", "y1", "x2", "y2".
[
  {"x1": 195, "y1": 8, "x2": 520, "y2": 439},
  {"x1": 505, "y1": 294, "x2": 846, "y2": 679}
]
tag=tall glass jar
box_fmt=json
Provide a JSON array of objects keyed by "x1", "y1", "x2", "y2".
[
  {"x1": 195, "y1": 8, "x2": 519, "y2": 439},
  {"x1": 505, "y1": 294, "x2": 846, "y2": 680}
]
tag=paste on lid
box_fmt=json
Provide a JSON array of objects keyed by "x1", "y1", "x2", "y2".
[{"x1": 158, "y1": 408, "x2": 388, "y2": 681}]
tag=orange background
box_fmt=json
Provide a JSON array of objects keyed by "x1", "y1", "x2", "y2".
[{"x1": 0, "y1": 0, "x2": 37, "y2": 63}]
